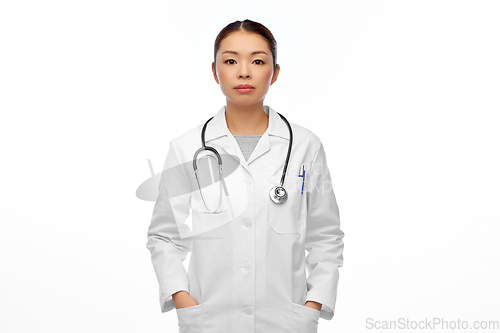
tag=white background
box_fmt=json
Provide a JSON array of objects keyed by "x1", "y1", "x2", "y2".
[{"x1": 1, "y1": 1, "x2": 499, "y2": 332}]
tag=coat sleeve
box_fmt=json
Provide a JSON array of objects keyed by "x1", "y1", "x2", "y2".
[
  {"x1": 146, "y1": 139, "x2": 193, "y2": 313},
  {"x1": 304, "y1": 141, "x2": 345, "y2": 320}
]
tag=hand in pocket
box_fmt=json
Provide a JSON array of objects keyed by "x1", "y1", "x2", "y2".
[{"x1": 173, "y1": 290, "x2": 200, "y2": 309}]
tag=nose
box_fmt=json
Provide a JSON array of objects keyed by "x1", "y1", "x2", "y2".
[{"x1": 238, "y1": 64, "x2": 251, "y2": 78}]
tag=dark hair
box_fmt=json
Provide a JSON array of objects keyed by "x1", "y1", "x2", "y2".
[{"x1": 213, "y1": 19, "x2": 278, "y2": 73}]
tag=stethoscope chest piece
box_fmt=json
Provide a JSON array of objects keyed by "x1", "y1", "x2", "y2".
[{"x1": 269, "y1": 186, "x2": 288, "y2": 204}]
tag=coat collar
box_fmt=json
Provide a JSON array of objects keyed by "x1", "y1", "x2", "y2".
[
  {"x1": 204, "y1": 105, "x2": 290, "y2": 142},
  {"x1": 202, "y1": 105, "x2": 291, "y2": 170}
]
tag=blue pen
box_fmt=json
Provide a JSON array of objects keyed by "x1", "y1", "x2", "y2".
[{"x1": 299, "y1": 165, "x2": 305, "y2": 194}]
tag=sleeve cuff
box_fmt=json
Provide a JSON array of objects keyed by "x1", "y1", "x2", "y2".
[
  {"x1": 159, "y1": 280, "x2": 190, "y2": 313},
  {"x1": 306, "y1": 291, "x2": 335, "y2": 320}
]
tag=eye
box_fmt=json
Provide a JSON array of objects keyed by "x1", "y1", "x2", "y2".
[{"x1": 224, "y1": 59, "x2": 265, "y2": 65}]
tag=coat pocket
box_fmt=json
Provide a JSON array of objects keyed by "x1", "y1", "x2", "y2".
[
  {"x1": 176, "y1": 304, "x2": 204, "y2": 333},
  {"x1": 268, "y1": 164, "x2": 308, "y2": 235},
  {"x1": 292, "y1": 302, "x2": 320, "y2": 333}
]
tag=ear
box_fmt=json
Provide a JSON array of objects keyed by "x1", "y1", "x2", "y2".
[
  {"x1": 212, "y1": 62, "x2": 219, "y2": 84},
  {"x1": 270, "y1": 64, "x2": 280, "y2": 85}
]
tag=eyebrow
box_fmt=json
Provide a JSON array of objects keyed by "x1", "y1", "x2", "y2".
[{"x1": 221, "y1": 50, "x2": 268, "y2": 56}]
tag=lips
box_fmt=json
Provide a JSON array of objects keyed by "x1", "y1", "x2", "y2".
[
  {"x1": 235, "y1": 84, "x2": 254, "y2": 89},
  {"x1": 234, "y1": 84, "x2": 255, "y2": 94}
]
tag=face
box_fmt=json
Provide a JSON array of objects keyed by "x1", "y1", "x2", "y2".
[{"x1": 212, "y1": 30, "x2": 280, "y2": 107}]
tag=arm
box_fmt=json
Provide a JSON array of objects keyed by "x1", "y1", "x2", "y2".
[
  {"x1": 146, "y1": 140, "x2": 193, "y2": 313},
  {"x1": 304, "y1": 141, "x2": 345, "y2": 320}
]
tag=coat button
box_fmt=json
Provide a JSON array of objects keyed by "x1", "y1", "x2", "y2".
[
  {"x1": 243, "y1": 221, "x2": 252, "y2": 228},
  {"x1": 243, "y1": 263, "x2": 252, "y2": 271},
  {"x1": 245, "y1": 178, "x2": 253, "y2": 184},
  {"x1": 244, "y1": 307, "x2": 253, "y2": 315}
]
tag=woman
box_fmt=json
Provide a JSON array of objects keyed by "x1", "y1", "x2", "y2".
[{"x1": 146, "y1": 19, "x2": 345, "y2": 333}]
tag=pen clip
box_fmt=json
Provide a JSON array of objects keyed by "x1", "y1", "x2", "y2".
[
  {"x1": 298, "y1": 164, "x2": 305, "y2": 177},
  {"x1": 298, "y1": 164, "x2": 305, "y2": 194}
]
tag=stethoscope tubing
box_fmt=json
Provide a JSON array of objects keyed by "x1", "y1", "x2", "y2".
[{"x1": 193, "y1": 111, "x2": 293, "y2": 213}]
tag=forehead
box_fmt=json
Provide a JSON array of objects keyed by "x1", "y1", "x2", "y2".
[{"x1": 219, "y1": 31, "x2": 270, "y2": 55}]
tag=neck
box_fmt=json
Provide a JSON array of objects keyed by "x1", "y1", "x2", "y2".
[{"x1": 225, "y1": 101, "x2": 269, "y2": 135}]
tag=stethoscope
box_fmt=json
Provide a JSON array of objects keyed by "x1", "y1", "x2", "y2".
[{"x1": 192, "y1": 112, "x2": 293, "y2": 214}]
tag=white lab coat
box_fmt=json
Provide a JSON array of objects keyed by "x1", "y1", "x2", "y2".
[{"x1": 146, "y1": 105, "x2": 344, "y2": 333}]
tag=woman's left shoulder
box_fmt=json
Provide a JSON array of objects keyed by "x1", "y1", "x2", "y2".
[{"x1": 290, "y1": 122, "x2": 322, "y2": 147}]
